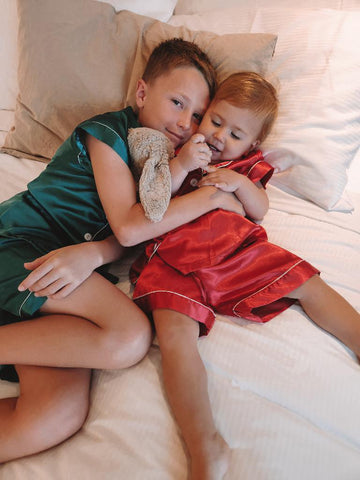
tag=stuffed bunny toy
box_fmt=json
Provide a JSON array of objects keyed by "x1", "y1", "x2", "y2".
[{"x1": 128, "y1": 127, "x2": 175, "y2": 223}]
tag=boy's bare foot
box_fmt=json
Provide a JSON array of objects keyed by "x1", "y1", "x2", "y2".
[{"x1": 190, "y1": 432, "x2": 231, "y2": 480}]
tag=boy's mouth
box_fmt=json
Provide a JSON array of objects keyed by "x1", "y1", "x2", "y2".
[{"x1": 166, "y1": 128, "x2": 184, "y2": 145}]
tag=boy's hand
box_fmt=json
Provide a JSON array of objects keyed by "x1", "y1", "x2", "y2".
[
  {"x1": 18, "y1": 243, "x2": 107, "y2": 299},
  {"x1": 175, "y1": 133, "x2": 212, "y2": 173},
  {"x1": 199, "y1": 169, "x2": 242, "y2": 192}
]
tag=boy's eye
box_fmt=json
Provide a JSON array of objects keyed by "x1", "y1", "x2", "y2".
[
  {"x1": 172, "y1": 99, "x2": 182, "y2": 107},
  {"x1": 212, "y1": 120, "x2": 221, "y2": 127},
  {"x1": 193, "y1": 113, "x2": 202, "y2": 124},
  {"x1": 231, "y1": 132, "x2": 240, "y2": 140}
]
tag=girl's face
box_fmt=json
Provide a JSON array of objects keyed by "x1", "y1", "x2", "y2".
[
  {"x1": 199, "y1": 99, "x2": 263, "y2": 163},
  {"x1": 136, "y1": 66, "x2": 210, "y2": 148}
]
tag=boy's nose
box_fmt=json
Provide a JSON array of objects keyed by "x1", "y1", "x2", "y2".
[{"x1": 177, "y1": 112, "x2": 191, "y2": 130}]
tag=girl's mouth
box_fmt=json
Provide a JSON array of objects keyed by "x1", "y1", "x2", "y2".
[{"x1": 207, "y1": 143, "x2": 220, "y2": 153}]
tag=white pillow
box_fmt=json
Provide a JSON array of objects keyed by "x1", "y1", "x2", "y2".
[
  {"x1": 97, "y1": 0, "x2": 177, "y2": 21},
  {"x1": 175, "y1": 0, "x2": 360, "y2": 15},
  {"x1": 169, "y1": 8, "x2": 360, "y2": 211}
]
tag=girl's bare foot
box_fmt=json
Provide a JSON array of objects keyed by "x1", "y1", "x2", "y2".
[{"x1": 190, "y1": 432, "x2": 231, "y2": 480}]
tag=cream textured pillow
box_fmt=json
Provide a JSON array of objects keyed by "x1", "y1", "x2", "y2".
[
  {"x1": 97, "y1": 0, "x2": 177, "y2": 22},
  {"x1": 1, "y1": 0, "x2": 276, "y2": 162},
  {"x1": 0, "y1": 0, "x2": 18, "y2": 110},
  {"x1": 175, "y1": 0, "x2": 360, "y2": 14},
  {"x1": 170, "y1": 8, "x2": 360, "y2": 211}
]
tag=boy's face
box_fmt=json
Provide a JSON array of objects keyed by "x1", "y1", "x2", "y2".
[
  {"x1": 136, "y1": 67, "x2": 210, "y2": 148},
  {"x1": 199, "y1": 100, "x2": 262, "y2": 163}
]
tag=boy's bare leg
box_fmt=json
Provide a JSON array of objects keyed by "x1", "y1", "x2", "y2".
[
  {"x1": 288, "y1": 275, "x2": 360, "y2": 355},
  {"x1": 0, "y1": 364, "x2": 91, "y2": 463},
  {"x1": 153, "y1": 309, "x2": 230, "y2": 480},
  {"x1": 0, "y1": 272, "x2": 152, "y2": 369}
]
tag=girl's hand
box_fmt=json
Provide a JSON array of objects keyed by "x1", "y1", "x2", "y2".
[
  {"x1": 201, "y1": 169, "x2": 269, "y2": 221},
  {"x1": 18, "y1": 239, "x2": 123, "y2": 299},
  {"x1": 212, "y1": 189, "x2": 245, "y2": 217},
  {"x1": 199, "y1": 169, "x2": 242, "y2": 192},
  {"x1": 175, "y1": 134, "x2": 212, "y2": 173}
]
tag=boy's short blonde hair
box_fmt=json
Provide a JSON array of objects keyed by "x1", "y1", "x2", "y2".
[
  {"x1": 142, "y1": 38, "x2": 217, "y2": 99},
  {"x1": 215, "y1": 72, "x2": 278, "y2": 142}
]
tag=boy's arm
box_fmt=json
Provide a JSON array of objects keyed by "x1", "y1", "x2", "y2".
[
  {"x1": 168, "y1": 134, "x2": 212, "y2": 194},
  {"x1": 199, "y1": 169, "x2": 269, "y2": 221},
  {"x1": 18, "y1": 137, "x2": 243, "y2": 298},
  {"x1": 88, "y1": 135, "x2": 240, "y2": 246}
]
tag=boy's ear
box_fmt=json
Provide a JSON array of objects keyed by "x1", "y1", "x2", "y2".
[{"x1": 135, "y1": 79, "x2": 147, "y2": 108}]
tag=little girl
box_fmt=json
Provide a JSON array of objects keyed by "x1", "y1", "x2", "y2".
[{"x1": 130, "y1": 72, "x2": 360, "y2": 480}]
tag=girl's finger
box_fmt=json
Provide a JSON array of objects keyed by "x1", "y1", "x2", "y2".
[{"x1": 191, "y1": 133, "x2": 206, "y2": 144}]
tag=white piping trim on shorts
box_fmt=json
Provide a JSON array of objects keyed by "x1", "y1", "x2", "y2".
[
  {"x1": 232, "y1": 259, "x2": 305, "y2": 317},
  {"x1": 133, "y1": 290, "x2": 216, "y2": 317},
  {"x1": 91, "y1": 222, "x2": 109, "y2": 241},
  {"x1": 18, "y1": 291, "x2": 33, "y2": 318}
]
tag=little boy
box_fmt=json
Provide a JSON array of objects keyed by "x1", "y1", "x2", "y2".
[
  {"x1": 0, "y1": 38, "x2": 244, "y2": 463},
  {"x1": 130, "y1": 72, "x2": 360, "y2": 480}
]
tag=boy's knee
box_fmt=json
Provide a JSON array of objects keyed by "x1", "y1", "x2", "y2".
[
  {"x1": 11, "y1": 385, "x2": 89, "y2": 459},
  {"x1": 101, "y1": 323, "x2": 152, "y2": 370},
  {"x1": 58, "y1": 390, "x2": 90, "y2": 437}
]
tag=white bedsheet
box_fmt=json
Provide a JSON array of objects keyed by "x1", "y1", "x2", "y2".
[{"x1": 1, "y1": 104, "x2": 360, "y2": 477}]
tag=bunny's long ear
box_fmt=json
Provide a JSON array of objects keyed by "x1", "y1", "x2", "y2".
[{"x1": 139, "y1": 154, "x2": 172, "y2": 223}]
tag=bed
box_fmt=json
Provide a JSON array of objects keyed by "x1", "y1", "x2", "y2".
[{"x1": 0, "y1": 0, "x2": 359, "y2": 478}]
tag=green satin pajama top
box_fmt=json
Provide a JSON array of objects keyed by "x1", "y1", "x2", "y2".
[{"x1": 0, "y1": 106, "x2": 141, "y2": 246}]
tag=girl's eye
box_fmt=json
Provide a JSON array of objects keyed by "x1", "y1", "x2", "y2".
[
  {"x1": 172, "y1": 99, "x2": 182, "y2": 107},
  {"x1": 212, "y1": 120, "x2": 221, "y2": 127},
  {"x1": 231, "y1": 132, "x2": 240, "y2": 140}
]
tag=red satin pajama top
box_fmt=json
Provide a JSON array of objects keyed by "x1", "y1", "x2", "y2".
[{"x1": 131, "y1": 151, "x2": 319, "y2": 336}]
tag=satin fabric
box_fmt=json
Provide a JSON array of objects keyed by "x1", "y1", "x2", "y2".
[{"x1": 131, "y1": 151, "x2": 319, "y2": 335}]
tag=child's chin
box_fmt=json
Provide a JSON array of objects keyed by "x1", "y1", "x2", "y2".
[{"x1": 210, "y1": 154, "x2": 222, "y2": 163}]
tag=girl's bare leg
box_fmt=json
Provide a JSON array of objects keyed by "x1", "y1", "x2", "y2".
[
  {"x1": 0, "y1": 364, "x2": 91, "y2": 463},
  {"x1": 288, "y1": 275, "x2": 360, "y2": 355},
  {"x1": 153, "y1": 309, "x2": 230, "y2": 480},
  {"x1": 0, "y1": 272, "x2": 152, "y2": 369}
]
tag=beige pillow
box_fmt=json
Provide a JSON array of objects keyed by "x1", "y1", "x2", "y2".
[{"x1": 1, "y1": 0, "x2": 277, "y2": 162}]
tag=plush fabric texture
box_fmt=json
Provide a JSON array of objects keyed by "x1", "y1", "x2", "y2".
[
  {"x1": 0, "y1": 0, "x2": 276, "y2": 162},
  {"x1": 128, "y1": 127, "x2": 174, "y2": 223},
  {"x1": 169, "y1": 8, "x2": 360, "y2": 211}
]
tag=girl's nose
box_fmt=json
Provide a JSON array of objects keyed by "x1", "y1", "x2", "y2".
[{"x1": 214, "y1": 128, "x2": 225, "y2": 143}]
